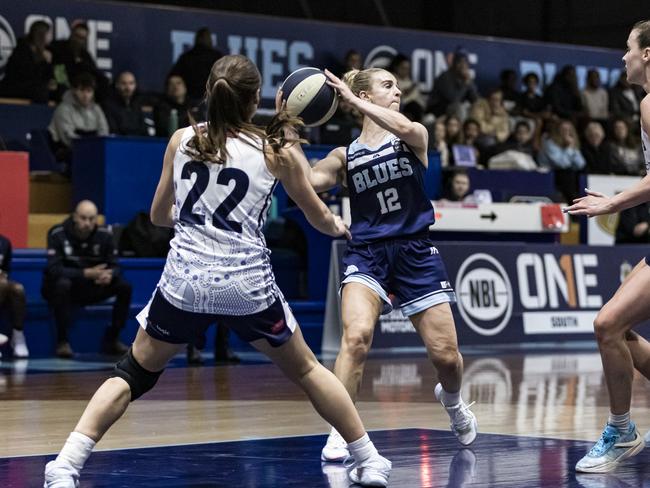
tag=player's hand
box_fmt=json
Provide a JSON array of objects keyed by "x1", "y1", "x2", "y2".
[
  {"x1": 324, "y1": 69, "x2": 357, "y2": 105},
  {"x1": 563, "y1": 188, "x2": 613, "y2": 217},
  {"x1": 275, "y1": 89, "x2": 286, "y2": 113},
  {"x1": 330, "y1": 214, "x2": 351, "y2": 240}
]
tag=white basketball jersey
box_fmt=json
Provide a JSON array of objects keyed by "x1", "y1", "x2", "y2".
[
  {"x1": 158, "y1": 126, "x2": 279, "y2": 315},
  {"x1": 642, "y1": 122, "x2": 650, "y2": 173}
]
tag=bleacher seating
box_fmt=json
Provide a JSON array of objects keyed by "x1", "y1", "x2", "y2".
[{"x1": 1, "y1": 250, "x2": 326, "y2": 357}]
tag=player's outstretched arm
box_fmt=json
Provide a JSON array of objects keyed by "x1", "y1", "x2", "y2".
[
  {"x1": 266, "y1": 145, "x2": 350, "y2": 239},
  {"x1": 274, "y1": 89, "x2": 344, "y2": 192},
  {"x1": 150, "y1": 129, "x2": 183, "y2": 227},
  {"x1": 566, "y1": 96, "x2": 650, "y2": 217},
  {"x1": 324, "y1": 69, "x2": 428, "y2": 161}
]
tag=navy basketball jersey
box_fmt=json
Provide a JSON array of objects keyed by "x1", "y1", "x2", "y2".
[
  {"x1": 345, "y1": 134, "x2": 434, "y2": 245},
  {"x1": 641, "y1": 121, "x2": 650, "y2": 173}
]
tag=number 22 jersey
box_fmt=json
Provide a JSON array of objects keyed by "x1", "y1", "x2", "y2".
[
  {"x1": 158, "y1": 126, "x2": 279, "y2": 316},
  {"x1": 346, "y1": 134, "x2": 435, "y2": 246}
]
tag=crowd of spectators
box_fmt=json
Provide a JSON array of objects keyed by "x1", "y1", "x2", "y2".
[
  {"x1": 325, "y1": 48, "x2": 647, "y2": 204},
  {"x1": 1, "y1": 23, "x2": 647, "y2": 198}
]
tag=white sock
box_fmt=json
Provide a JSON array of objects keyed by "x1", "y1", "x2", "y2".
[
  {"x1": 347, "y1": 433, "x2": 378, "y2": 464},
  {"x1": 608, "y1": 411, "x2": 631, "y2": 433},
  {"x1": 12, "y1": 330, "x2": 25, "y2": 343},
  {"x1": 439, "y1": 386, "x2": 461, "y2": 406},
  {"x1": 56, "y1": 432, "x2": 96, "y2": 471}
]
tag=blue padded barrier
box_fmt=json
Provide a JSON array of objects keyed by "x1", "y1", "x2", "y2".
[{"x1": 2, "y1": 251, "x2": 325, "y2": 357}]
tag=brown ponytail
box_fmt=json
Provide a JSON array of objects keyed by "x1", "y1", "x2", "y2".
[
  {"x1": 184, "y1": 54, "x2": 306, "y2": 166},
  {"x1": 185, "y1": 55, "x2": 267, "y2": 163}
]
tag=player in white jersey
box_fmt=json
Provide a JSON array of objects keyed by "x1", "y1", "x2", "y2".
[
  {"x1": 44, "y1": 55, "x2": 391, "y2": 488},
  {"x1": 566, "y1": 21, "x2": 650, "y2": 474}
]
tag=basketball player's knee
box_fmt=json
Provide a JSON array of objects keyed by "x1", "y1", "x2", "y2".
[
  {"x1": 593, "y1": 312, "x2": 619, "y2": 344},
  {"x1": 342, "y1": 330, "x2": 372, "y2": 364},
  {"x1": 432, "y1": 345, "x2": 460, "y2": 372},
  {"x1": 111, "y1": 348, "x2": 162, "y2": 401}
]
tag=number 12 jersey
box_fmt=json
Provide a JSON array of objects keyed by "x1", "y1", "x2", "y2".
[{"x1": 346, "y1": 134, "x2": 435, "y2": 246}]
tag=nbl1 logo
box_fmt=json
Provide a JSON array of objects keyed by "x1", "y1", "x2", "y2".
[
  {"x1": 456, "y1": 253, "x2": 513, "y2": 336},
  {"x1": 0, "y1": 15, "x2": 16, "y2": 78}
]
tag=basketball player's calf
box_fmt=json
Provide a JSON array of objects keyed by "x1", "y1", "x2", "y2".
[{"x1": 44, "y1": 349, "x2": 164, "y2": 487}]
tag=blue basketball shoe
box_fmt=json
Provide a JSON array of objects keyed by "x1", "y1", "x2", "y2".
[{"x1": 575, "y1": 423, "x2": 644, "y2": 473}]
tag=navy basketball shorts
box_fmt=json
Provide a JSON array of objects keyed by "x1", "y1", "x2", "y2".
[
  {"x1": 341, "y1": 233, "x2": 456, "y2": 317},
  {"x1": 136, "y1": 289, "x2": 297, "y2": 348}
]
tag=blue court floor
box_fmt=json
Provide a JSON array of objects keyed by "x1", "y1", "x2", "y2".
[{"x1": 3, "y1": 428, "x2": 650, "y2": 487}]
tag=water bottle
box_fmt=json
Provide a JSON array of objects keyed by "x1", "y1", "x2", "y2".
[{"x1": 168, "y1": 108, "x2": 179, "y2": 136}]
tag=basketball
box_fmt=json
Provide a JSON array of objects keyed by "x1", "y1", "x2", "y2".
[{"x1": 280, "y1": 67, "x2": 338, "y2": 127}]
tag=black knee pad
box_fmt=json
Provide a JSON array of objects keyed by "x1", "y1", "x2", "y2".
[{"x1": 111, "y1": 348, "x2": 163, "y2": 401}]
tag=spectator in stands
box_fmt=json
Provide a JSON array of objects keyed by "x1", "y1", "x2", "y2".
[
  {"x1": 538, "y1": 119, "x2": 585, "y2": 170},
  {"x1": 470, "y1": 88, "x2": 510, "y2": 145},
  {"x1": 50, "y1": 21, "x2": 108, "y2": 101},
  {"x1": 430, "y1": 121, "x2": 450, "y2": 167},
  {"x1": 48, "y1": 72, "x2": 109, "y2": 166},
  {"x1": 102, "y1": 71, "x2": 149, "y2": 136},
  {"x1": 154, "y1": 74, "x2": 193, "y2": 137},
  {"x1": 609, "y1": 118, "x2": 645, "y2": 176},
  {"x1": 389, "y1": 54, "x2": 426, "y2": 122},
  {"x1": 609, "y1": 71, "x2": 642, "y2": 123},
  {"x1": 489, "y1": 120, "x2": 536, "y2": 161},
  {"x1": 0, "y1": 20, "x2": 56, "y2": 103},
  {"x1": 498, "y1": 69, "x2": 520, "y2": 114},
  {"x1": 544, "y1": 65, "x2": 583, "y2": 122},
  {"x1": 440, "y1": 169, "x2": 471, "y2": 202},
  {"x1": 169, "y1": 27, "x2": 223, "y2": 102},
  {"x1": 538, "y1": 120, "x2": 585, "y2": 203},
  {"x1": 615, "y1": 202, "x2": 650, "y2": 244},
  {"x1": 0, "y1": 234, "x2": 29, "y2": 358},
  {"x1": 581, "y1": 69, "x2": 609, "y2": 122},
  {"x1": 340, "y1": 49, "x2": 363, "y2": 75},
  {"x1": 444, "y1": 115, "x2": 463, "y2": 146},
  {"x1": 41, "y1": 200, "x2": 132, "y2": 358},
  {"x1": 519, "y1": 72, "x2": 548, "y2": 117},
  {"x1": 428, "y1": 49, "x2": 478, "y2": 119},
  {"x1": 450, "y1": 118, "x2": 482, "y2": 166},
  {"x1": 581, "y1": 121, "x2": 614, "y2": 174}
]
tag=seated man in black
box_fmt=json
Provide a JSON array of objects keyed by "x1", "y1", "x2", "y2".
[
  {"x1": 103, "y1": 71, "x2": 149, "y2": 136},
  {"x1": 42, "y1": 200, "x2": 132, "y2": 358}
]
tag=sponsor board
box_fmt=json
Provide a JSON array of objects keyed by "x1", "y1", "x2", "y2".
[{"x1": 322, "y1": 241, "x2": 650, "y2": 353}]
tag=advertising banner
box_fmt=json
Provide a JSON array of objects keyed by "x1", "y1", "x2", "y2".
[
  {"x1": 585, "y1": 174, "x2": 642, "y2": 246},
  {"x1": 1, "y1": 1, "x2": 623, "y2": 107},
  {"x1": 322, "y1": 240, "x2": 650, "y2": 353}
]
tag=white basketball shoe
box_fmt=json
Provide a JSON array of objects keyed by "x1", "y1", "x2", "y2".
[
  {"x1": 43, "y1": 459, "x2": 80, "y2": 488},
  {"x1": 434, "y1": 383, "x2": 478, "y2": 446},
  {"x1": 321, "y1": 427, "x2": 350, "y2": 462},
  {"x1": 344, "y1": 452, "x2": 392, "y2": 487}
]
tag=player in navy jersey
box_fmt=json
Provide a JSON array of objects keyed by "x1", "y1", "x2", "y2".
[
  {"x1": 566, "y1": 21, "x2": 650, "y2": 474},
  {"x1": 295, "y1": 66, "x2": 478, "y2": 461},
  {"x1": 44, "y1": 55, "x2": 391, "y2": 488}
]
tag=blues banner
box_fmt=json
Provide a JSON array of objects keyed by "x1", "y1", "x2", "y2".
[
  {"x1": 322, "y1": 240, "x2": 650, "y2": 353},
  {"x1": 1, "y1": 0, "x2": 623, "y2": 106}
]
